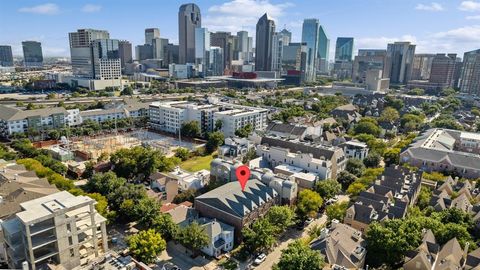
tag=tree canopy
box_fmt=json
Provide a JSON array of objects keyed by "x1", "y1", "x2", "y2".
[
  {"x1": 274, "y1": 240, "x2": 325, "y2": 270},
  {"x1": 128, "y1": 229, "x2": 166, "y2": 264}
]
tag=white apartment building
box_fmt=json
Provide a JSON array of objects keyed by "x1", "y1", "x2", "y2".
[
  {"x1": 213, "y1": 107, "x2": 268, "y2": 138},
  {"x1": 0, "y1": 105, "x2": 68, "y2": 137},
  {"x1": 257, "y1": 144, "x2": 334, "y2": 180},
  {"x1": 80, "y1": 108, "x2": 127, "y2": 123},
  {"x1": 198, "y1": 217, "x2": 234, "y2": 258},
  {"x1": 165, "y1": 167, "x2": 210, "y2": 191},
  {"x1": 257, "y1": 136, "x2": 347, "y2": 179},
  {"x1": 1, "y1": 191, "x2": 108, "y2": 270},
  {"x1": 149, "y1": 101, "x2": 268, "y2": 137}
]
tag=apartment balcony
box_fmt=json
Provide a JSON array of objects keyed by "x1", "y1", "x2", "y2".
[
  {"x1": 31, "y1": 230, "x2": 57, "y2": 249},
  {"x1": 33, "y1": 243, "x2": 59, "y2": 264},
  {"x1": 29, "y1": 219, "x2": 55, "y2": 235}
]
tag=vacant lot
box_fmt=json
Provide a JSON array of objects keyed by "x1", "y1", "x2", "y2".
[{"x1": 180, "y1": 154, "x2": 215, "y2": 172}]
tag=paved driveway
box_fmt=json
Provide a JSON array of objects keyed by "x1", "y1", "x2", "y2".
[{"x1": 157, "y1": 242, "x2": 218, "y2": 270}]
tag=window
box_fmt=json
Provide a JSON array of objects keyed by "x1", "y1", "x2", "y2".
[{"x1": 70, "y1": 249, "x2": 74, "y2": 257}]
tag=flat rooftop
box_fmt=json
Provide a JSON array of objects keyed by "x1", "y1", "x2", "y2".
[{"x1": 16, "y1": 191, "x2": 94, "y2": 224}]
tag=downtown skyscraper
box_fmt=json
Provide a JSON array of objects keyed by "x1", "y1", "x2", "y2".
[
  {"x1": 255, "y1": 13, "x2": 275, "y2": 71},
  {"x1": 69, "y1": 28, "x2": 110, "y2": 77},
  {"x1": 0, "y1": 45, "x2": 14, "y2": 67},
  {"x1": 22, "y1": 41, "x2": 43, "y2": 68},
  {"x1": 317, "y1": 25, "x2": 330, "y2": 74},
  {"x1": 386, "y1": 41, "x2": 416, "y2": 84},
  {"x1": 302, "y1": 19, "x2": 319, "y2": 82},
  {"x1": 178, "y1": 3, "x2": 201, "y2": 64},
  {"x1": 460, "y1": 49, "x2": 480, "y2": 96}
]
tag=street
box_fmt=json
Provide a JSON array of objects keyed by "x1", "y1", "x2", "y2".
[{"x1": 254, "y1": 214, "x2": 327, "y2": 270}]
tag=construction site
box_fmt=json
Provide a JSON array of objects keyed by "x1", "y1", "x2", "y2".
[{"x1": 62, "y1": 130, "x2": 202, "y2": 160}]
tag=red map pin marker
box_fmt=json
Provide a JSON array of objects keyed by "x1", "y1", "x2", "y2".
[{"x1": 235, "y1": 165, "x2": 250, "y2": 191}]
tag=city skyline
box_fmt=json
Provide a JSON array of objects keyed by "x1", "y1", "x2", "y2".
[{"x1": 1, "y1": 0, "x2": 480, "y2": 58}]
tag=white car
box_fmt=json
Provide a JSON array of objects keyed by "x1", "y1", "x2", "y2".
[{"x1": 254, "y1": 253, "x2": 267, "y2": 265}]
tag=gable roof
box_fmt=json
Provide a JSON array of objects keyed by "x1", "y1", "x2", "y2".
[
  {"x1": 195, "y1": 179, "x2": 277, "y2": 219},
  {"x1": 0, "y1": 105, "x2": 67, "y2": 121}
]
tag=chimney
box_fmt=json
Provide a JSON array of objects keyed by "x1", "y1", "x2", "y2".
[{"x1": 463, "y1": 242, "x2": 470, "y2": 260}]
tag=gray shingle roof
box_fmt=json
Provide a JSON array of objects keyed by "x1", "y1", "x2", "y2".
[
  {"x1": 195, "y1": 179, "x2": 277, "y2": 218},
  {"x1": 0, "y1": 105, "x2": 67, "y2": 121},
  {"x1": 260, "y1": 136, "x2": 337, "y2": 160}
]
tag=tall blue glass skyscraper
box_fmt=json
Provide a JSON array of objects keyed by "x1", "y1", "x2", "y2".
[
  {"x1": 335, "y1": 37, "x2": 354, "y2": 62},
  {"x1": 317, "y1": 25, "x2": 330, "y2": 73},
  {"x1": 301, "y1": 19, "x2": 319, "y2": 82}
]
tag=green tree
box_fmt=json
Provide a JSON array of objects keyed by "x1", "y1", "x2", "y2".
[
  {"x1": 134, "y1": 197, "x2": 161, "y2": 227},
  {"x1": 181, "y1": 120, "x2": 201, "y2": 138},
  {"x1": 346, "y1": 181, "x2": 367, "y2": 196},
  {"x1": 417, "y1": 186, "x2": 431, "y2": 209},
  {"x1": 379, "y1": 107, "x2": 400, "y2": 123},
  {"x1": 354, "y1": 118, "x2": 381, "y2": 137},
  {"x1": 325, "y1": 201, "x2": 349, "y2": 222},
  {"x1": 337, "y1": 171, "x2": 358, "y2": 190},
  {"x1": 296, "y1": 190, "x2": 323, "y2": 220},
  {"x1": 214, "y1": 119, "x2": 223, "y2": 131},
  {"x1": 121, "y1": 86, "x2": 134, "y2": 96},
  {"x1": 235, "y1": 123, "x2": 254, "y2": 138},
  {"x1": 152, "y1": 214, "x2": 179, "y2": 241},
  {"x1": 174, "y1": 147, "x2": 190, "y2": 161},
  {"x1": 383, "y1": 148, "x2": 401, "y2": 166},
  {"x1": 242, "y1": 218, "x2": 277, "y2": 253},
  {"x1": 128, "y1": 229, "x2": 166, "y2": 264},
  {"x1": 266, "y1": 206, "x2": 296, "y2": 234},
  {"x1": 274, "y1": 240, "x2": 325, "y2": 270},
  {"x1": 315, "y1": 179, "x2": 341, "y2": 200},
  {"x1": 178, "y1": 222, "x2": 209, "y2": 256},
  {"x1": 205, "y1": 131, "x2": 224, "y2": 154},
  {"x1": 363, "y1": 153, "x2": 381, "y2": 168},
  {"x1": 346, "y1": 158, "x2": 366, "y2": 177}
]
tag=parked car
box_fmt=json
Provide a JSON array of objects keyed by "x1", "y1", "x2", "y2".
[
  {"x1": 253, "y1": 253, "x2": 267, "y2": 265},
  {"x1": 162, "y1": 262, "x2": 181, "y2": 270}
]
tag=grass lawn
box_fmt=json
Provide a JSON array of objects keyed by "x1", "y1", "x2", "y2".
[{"x1": 180, "y1": 153, "x2": 216, "y2": 172}]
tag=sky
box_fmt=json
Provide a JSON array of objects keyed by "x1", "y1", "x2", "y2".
[{"x1": 1, "y1": 0, "x2": 480, "y2": 59}]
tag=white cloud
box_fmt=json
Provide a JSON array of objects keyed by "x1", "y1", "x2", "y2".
[
  {"x1": 415, "y1": 2, "x2": 444, "y2": 11},
  {"x1": 204, "y1": 0, "x2": 294, "y2": 34},
  {"x1": 82, "y1": 4, "x2": 102, "y2": 13},
  {"x1": 459, "y1": 1, "x2": 480, "y2": 11},
  {"x1": 18, "y1": 3, "x2": 59, "y2": 15},
  {"x1": 431, "y1": 25, "x2": 480, "y2": 43},
  {"x1": 466, "y1": 15, "x2": 480, "y2": 19}
]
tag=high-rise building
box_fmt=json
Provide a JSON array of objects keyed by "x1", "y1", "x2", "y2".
[
  {"x1": 209, "y1": 46, "x2": 224, "y2": 76},
  {"x1": 145, "y1": 28, "x2": 160, "y2": 45},
  {"x1": 386, "y1": 42, "x2": 416, "y2": 84},
  {"x1": 302, "y1": 19, "x2": 319, "y2": 81},
  {"x1": 411, "y1": 54, "x2": 435, "y2": 81},
  {"x1": 317, "y1": 25, "x2": 330, "y2": 73},
  {"x1": 453, "y1": 57, "x2": 463, "y2": 88},
  {"x1": 429, "y1": 53, "x2": 456, "y2": 87},
  {"x1": 118, "y1": 40, "x2": 132, "y2": 72},
  {"x1": 335, "y1": 37, "x2": 354, "y2": 62},
  {"x1": 211, "y1": 32, "x2": 234, "y2": 71},
  {"x1": 236, "y1": 31, "x2": 250, "y2": 62},
  {"x1": 279, "y1": 29, "x2": 292, "y2": 45},
  {"x1": 165, "y1": 43, "x2": 179, "y2": 66},
  {"x1": 282, "y1": 42, "x2": 307, "y2": 81},
  {"x1": 69, "y1": 29, "x2": 110, "y2": 77},
  {"x1": 152, "y1": 38, "x2": 166, "y2": 59},
  {"x1": 459, "y1": 49, "x2": 480, "y2": 95},
  {"x1": 195, "y1": 27, "x2": 210, "y2": 76},
  {"x1": 136, "y1": 44, "x2": 154, "y2": 61},
  {"x1": 352, "y1": 49, "x2": 387, "y2": 83},
  {"x1": 272, "y1": 32, "x2": 286, "y2": 73},
  {"x1": 0, "y1": 45, "x2": 14, "y2": 67},
  {"x1": 178, "y1": 3, "x2": 201, "y2": 64},
  {"x1": 91, "y1": 39, "x2": 121, "y2": 80},
  {"x1": 22, "y1": 41, "x2": 43, "y2": 68},
  {"x1": 255, "y1": 13, "x2": 275, "y2": 71}
]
